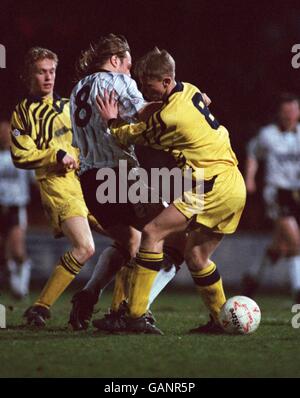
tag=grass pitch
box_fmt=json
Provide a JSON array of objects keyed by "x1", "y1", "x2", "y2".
[{"x1": 0, "y1": 290, "x2": 299, "y2": 378}]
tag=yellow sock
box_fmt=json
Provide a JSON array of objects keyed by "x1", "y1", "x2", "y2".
[
  {"x1": 35, "y1": 251, "x2": 83, "y2": 309},
  {"x1": 110, "y1": 264, "x2": 132, "y2": 312},
  {"x1": 128, "y1": 250, "x2": 163, "y2": 318},
  {"x1": 190, "y1": 261, "x2": 226, "y2": 323}
]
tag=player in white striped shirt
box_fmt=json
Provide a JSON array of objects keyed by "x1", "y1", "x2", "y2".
[{"x1": 69, "y1": 34, "x2": 184, "y2": 332}]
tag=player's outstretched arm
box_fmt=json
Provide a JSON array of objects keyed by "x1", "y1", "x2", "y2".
[{"x1": 96, "y1": 91, "x2": 146, "y2": 146}]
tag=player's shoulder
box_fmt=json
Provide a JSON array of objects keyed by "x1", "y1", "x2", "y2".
[{"x1": 259, "y1": 123, "x2": 279, "y2": 137}]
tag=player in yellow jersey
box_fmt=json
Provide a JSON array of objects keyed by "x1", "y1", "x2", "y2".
[
  {"x1": 96, "y1": 47, "x2": 246, "y2": 334},
  {"x1": 10, "y1": 47, "x2": 99, "y2": 327}
]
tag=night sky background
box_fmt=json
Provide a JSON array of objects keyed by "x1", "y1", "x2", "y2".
[{"x1": 1, "y1": 0, "x2": 300, "y2": 230}]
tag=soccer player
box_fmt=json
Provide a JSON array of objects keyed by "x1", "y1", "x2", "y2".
[
  {"x1": 69, "y1": 34, "x2": 185, "y2": 333},
  {"x1": 0, "y1": 118, "x2": 33, "y2": 298},
  {"x1": 96, "y1": 47, "x2": 246, "y2": 334},
  {"x1": 243, "y1": 93, "x2": 300, "y2": 302},
  {"x1": 10, "y1": 47, "x2": 98, "y2": 327}
]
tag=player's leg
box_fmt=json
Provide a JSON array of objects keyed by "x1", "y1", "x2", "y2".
[
  {"x1": 70, "y1": 224, "x2": 140, "y2": 331},
  {"x1": 125, "y1": 204, "x2": 189, "y2": 334},
  {"x1": 25, "y1": 216, "x2": 95, "y2": 327},
  {"x1": 185, "y1": 228, "x2": 226, "y2": 333},
  {"x1": 241, "y1": 220, "x2": 284, "y2": 297},
  {"x1": 275, "y1": 216, "x2": 300, "y2": 302},
  {"x1": 6, "y1": 225, "x2": 31, "y2": 299},
  {"x1": 6, "y1": 207, "x2": 31, "y2": 299}
]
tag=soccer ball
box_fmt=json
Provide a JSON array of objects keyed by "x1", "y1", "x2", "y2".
[{"x1": 219, "y1": 296, "x2": 261, "y2": 335}]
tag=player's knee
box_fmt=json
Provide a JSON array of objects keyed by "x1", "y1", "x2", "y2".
[
  {"x1": 75, "y1": 241, "x2": 95, "y2": 263},
  {"x1": 11, "y1": 253, "x2": 26, "y2": 264},
  {"x1": 142, "y1": 222, "x2": 161, "y2": 245}
]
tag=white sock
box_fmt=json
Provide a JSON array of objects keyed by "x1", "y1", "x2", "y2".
[
  {"x1": 147, "y1": 265, "x2": 176, "y2": 309},
  {"x1": 19, "y1": 259, "x2": 32, "y2": 297},
  {"x1": 287, "y1": 255, "x2": 300, "y2": 293},
  {"x1": 84, "y1": 246, "x2": 127, "y2": 297},
  {"x1": 7, "y1": 259, "x2": 31, "y2": 298}
]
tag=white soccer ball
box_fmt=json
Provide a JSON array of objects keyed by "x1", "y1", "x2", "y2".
[{"x1": 219, "y1": 296, "x2": 261, "y2": 335}]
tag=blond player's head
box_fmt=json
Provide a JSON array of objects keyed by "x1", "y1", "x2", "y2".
[
  {"x1": 76, "y1": 33, "x2": 131, "y2": 80},
  {"x1": 135, "y1": 47, "x2": 176, "y2": 101},
  {"x1": 22, "y1": 47, "x2": 58, "y2": 97}
]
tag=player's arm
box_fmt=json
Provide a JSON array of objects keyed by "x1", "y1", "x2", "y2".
[
  {"x1": 10, "y1": 107, "x2": 77, "y2": 170},
  {"x1": 96, "y1": 91, "x2": 147, "y2": 146},
  {"x1": 245, "y1": 155, "x2": 259, "y2": 194},
  {"x1": 244, "y1": 133, "x2": 266, "y2": 194}
]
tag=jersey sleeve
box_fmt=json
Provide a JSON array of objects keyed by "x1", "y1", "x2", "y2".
[
  {"x1": 247, "y1": 128, "x2": 269, "y2": 160},
  {"x1": 10, "y1": 105, "x2": 61, "y2": 169},
  {"x1": 110, "y1": 121, "x2": 147, "y2": 146},
  {"x1": 116, "y1": 75, "x2": 146, "y2": 122}
]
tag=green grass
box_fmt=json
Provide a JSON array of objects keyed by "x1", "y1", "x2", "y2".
[{"x1": 0, "y1": 291, "x2": 299, "y2": 378}]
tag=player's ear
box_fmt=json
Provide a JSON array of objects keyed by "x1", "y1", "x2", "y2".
[
  {"x1": 162, "y1": 77, "x2": 172, "y2": 88},
  {"x1": 110, "y1": 55, "x2": 119, "y2": 68}
]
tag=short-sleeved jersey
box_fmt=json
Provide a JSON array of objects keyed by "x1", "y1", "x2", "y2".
[
  {"x1": 247, "y1": 123, "x2": 300, "y2": 189},
  {"x1": 10, "y1": 94, "x2": 77, "y2": 180},
  {"x1": 110, "y1": 82, "x2": 238, "y2": 180},
  {"x1": 0, "y1": 149, "x2": 34, "y2": 206},
  {"x1": 70, "y1": 71, "x2": 146, "y2": 174}
]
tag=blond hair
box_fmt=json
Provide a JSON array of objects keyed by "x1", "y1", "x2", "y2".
[
  {"x1": 135, "y1": 47, "x2": 175, "y2": 81},
  {"x1": 22, "y1": 47, "x2": 58, "y2": 87}
]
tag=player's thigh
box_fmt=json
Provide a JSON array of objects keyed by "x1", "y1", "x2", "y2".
[
  {"x1": 61, "y1": 216, "x2": 94, "y2": 251},
  {"x1": 274, "y1": 216, "x2": 300, "y2": 253},
  {"x1": 184, "y1": 227, "x2": 224, "y2": 271},
  {"x1": 143, "y1": 203, "x2": 189, "y2": 242}
]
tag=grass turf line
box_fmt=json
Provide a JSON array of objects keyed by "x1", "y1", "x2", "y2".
[{"x1": 0, "y1": 291, "x2": 299, "y2": 378}]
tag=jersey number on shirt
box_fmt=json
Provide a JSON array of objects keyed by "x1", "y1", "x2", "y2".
[
  {"x1": 192, "y1": 92, "x2": 220, "y2": 130},
  {"x1": 74, "y1": 85, "x2": 92, "y2": 127}
]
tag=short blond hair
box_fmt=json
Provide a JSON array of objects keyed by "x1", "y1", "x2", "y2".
[
  {"x1": 22, "y1": 47, "x2": 58, "y2": 86},
  {"x1": 135, "y1": 47, "x2": 175, "y2": 81}
]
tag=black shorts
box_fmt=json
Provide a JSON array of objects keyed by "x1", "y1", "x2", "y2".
[
  {"x1": 276, "y1": 188, "x2": 300, "y2": 221},
  {"x1": 80, "y1": 168, "x2": 165, "y2": 230},
  {"x1": 0, "y1": 205, "x2": 27, "y2": 236}
]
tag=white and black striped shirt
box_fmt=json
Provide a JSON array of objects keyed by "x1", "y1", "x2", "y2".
[
  {"x1": 247, "y1": 123, "x2": 300, "y2": 189},
  {"x1": 70, "y1": 71, "x2": 146, "y2": 174}
]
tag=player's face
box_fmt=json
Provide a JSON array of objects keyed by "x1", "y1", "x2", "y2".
[
  {"x1": 118, "y1": 51, "x2": 132, "y2": 76},
  {"x1": 278, "y1": 101, "x2": 300, "y2": 131},
  {"x1": 140, "y1": 78, "x2": 168, "y2": 101},
  {"x1": 0, "y1": 121, "x2": 11, "y2": 149},
  {"x1": 29, "y1": 58, "x2": 56, "y2": 97}
]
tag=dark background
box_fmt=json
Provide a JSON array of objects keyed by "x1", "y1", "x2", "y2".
[{"x1": 1, "y1": 0, "x2": 300, "y2": 230}]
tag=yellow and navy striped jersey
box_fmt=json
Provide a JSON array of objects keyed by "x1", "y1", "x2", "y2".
[
  {"x1": 111, "y1": 82, "x2": 238, "y2": 180},
  {"x1": 10, "y1": 94, "x2": 78, "y2": 180}
]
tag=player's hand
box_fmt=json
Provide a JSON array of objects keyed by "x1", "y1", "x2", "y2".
[
  {"x1": 61, "y1": 154, "x2": 78, "y2": 170},
  {"x1": 96, "y1": 89, "x2": 118, "y2": 122},
  {"x1": 202, "y1": 93, "x2": 212, "y2": 107},
  {"x1": 246, "y1": 178, "x2": 256, "y2": 194}
]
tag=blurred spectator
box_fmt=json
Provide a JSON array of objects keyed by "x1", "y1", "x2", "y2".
[
  {"x1": 243, "y1": 94, "x2": 300, "y2": 302},
  {"x1": 0, "y1": 117, "x2": 34, "y2": 298}
]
